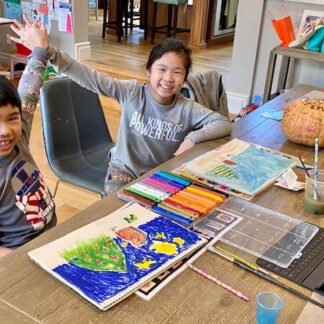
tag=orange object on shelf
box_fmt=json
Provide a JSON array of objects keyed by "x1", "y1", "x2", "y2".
[
  {"x1": 272, "y1": 16, "x2": 295, "y2": 47},
  {"x1": 267, "y1": 5, "x2": 295, "y2": 47}
]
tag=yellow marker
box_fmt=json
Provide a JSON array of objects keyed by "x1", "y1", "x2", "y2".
[
  {"x1": 182, "y1": 189, "x2": 217, "y2": 207},
  {"x1": 186, "y1": 186, "x2": 223, "y2": 202}
]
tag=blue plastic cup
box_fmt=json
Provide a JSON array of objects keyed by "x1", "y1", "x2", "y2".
[{"x1": 256, "y1": 291, "x2": 283, "y2": 324}]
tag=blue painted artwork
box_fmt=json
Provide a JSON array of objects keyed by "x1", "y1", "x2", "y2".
[
  {"x1": 187, "y1": 139, "x2": 296, "y2": 196},
  {"x1": 28, "y1": 204, "x2": 206, "y2": 310}
]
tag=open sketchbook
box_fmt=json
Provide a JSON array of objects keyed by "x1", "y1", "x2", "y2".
[
  {"x1": 28, "y1": 203, "x2": 207, "y2": 311},
  {"x1": 186, "y1": 139, "x2": 296, "y2": 196}
]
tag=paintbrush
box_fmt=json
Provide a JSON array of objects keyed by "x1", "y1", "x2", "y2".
[
  {"x1": 298, "y1": 156, "x2": 310, "y2": 177},
  {"x1": 208, "y1": 246, "x2": 324, "y2": 310},
  {"x1": 315, "y1": 138, "x2": 319, "y2": 182},
  {"x1": 213, "y1": 246, "x2": 277, "y2": 278}
]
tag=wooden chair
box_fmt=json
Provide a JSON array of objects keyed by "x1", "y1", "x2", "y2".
[
  {"x1": 102, "y1": 0, "x2": 128, "y2": 42},
  {"x1": 128, "y1": 0, "x2": 148, "y2": 40},
  {"x1": 151, "y1": 0, "x2": 190, "y2": 44},
  {"x1": 102, "y1": 0, "x2": 148, "y2": 42}
]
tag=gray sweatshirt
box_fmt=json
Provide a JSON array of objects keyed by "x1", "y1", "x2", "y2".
[
  {"x1": 0, "y1": 48, "x2": 55, "y2": 248},
  {"x1": 48, "y1": 46, "x2": 232, "y2": 178}
]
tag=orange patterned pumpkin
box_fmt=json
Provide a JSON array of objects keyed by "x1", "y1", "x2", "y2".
[{"x1": 282, "y1": 96, "x2": 324, "y2": 147}]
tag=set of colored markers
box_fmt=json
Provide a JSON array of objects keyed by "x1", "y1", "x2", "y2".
[{"x1": 118, "y1": 170, "x2": 227, "y2": 226}]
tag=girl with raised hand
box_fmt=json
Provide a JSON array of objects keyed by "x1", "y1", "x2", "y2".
[{"x1": 11, "y1": 15, "x2": 232, "y2": 195}]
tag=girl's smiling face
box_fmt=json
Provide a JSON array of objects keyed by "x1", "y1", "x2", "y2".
[{"x1": 148, "y1": 52, "x2": 186, "y2": 106}]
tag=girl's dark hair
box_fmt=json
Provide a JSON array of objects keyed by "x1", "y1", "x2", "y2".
[
  {"x1": 146, "y1": 38, "x2": 192, "y2": 80},
  {"x1": 0, "y1": 76, "x2": 21, "y2": 113}
]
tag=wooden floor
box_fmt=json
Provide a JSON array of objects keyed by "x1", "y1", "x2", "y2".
[{"x1": 29, "y1": 14, "x2": 233, "y2": 224}]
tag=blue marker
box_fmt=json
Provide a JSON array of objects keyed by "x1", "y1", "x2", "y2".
[
  {"x1": 155, "y1": 170, "x2": 191, "y2": 186},
  {"x1": 151, "y1": 174, "x2": 185, "y2": 189},
  {"x1": 152, "y1": 206, "x2": 192, "y2": 226},
  {"x1": 156, "y1": 170, "x2": 191, "y2": 186}
]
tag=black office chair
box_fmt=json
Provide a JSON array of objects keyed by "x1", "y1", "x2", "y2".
[{"x1": 40, "y1": 78, "x2": 115, "y2": 197}]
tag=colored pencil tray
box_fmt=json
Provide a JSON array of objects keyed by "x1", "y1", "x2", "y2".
[{"x1": 117, "y1": 170, "x2": 227, "y2": 227}]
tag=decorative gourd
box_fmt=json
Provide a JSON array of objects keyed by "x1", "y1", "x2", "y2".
[{"x1": 282, "y1": 95, "x2": 324, "y2": 147}]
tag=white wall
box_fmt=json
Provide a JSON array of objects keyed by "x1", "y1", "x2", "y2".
[
  {"x1": 227, "y1": 0, "x2": 264, "y2": 113},
  {"x1": 228, "y1": 0, "x2": 324, "y2": 114}
]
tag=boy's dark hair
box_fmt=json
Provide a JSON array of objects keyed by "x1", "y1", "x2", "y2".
[
  {"x1": 146, "y1": 38, "x2": 192, "y2": 80},
  {"x1": 0, "y1": 76, "x2": 21, "y2": 113}
]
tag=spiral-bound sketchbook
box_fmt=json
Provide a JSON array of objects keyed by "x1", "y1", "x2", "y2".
[{"x1": 28, "y1": 203, "x2": 207, "y2": 310}]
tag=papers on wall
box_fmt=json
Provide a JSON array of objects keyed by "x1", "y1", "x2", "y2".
[
  {"x1": 48, "y1": 0, "x2": 58, "y2": 20},
  {"x1": 6, "y1": 0, "x2": 74, "y2": 34},
  {"x1": 3, "y1": 0, "x2": 22, "y2": 21},
  {"x1": 58, "y1": 2, "x2": 73, "y2": 33},
  {"x1": 21, "y1": 1, "x2": 50, "y2": 32}
]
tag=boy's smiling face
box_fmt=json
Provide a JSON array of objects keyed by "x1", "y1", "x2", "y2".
[{"x1": 0, "y1": 104, "x2": 21, "y2": 158}]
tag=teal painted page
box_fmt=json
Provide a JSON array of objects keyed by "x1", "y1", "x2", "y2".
[{"x1": 186, "y1": 139, "x2": 296, "y2": 196}]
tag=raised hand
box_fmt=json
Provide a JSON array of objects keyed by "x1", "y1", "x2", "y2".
[{"x1": 10, "y1": 14, "x2": 49, "y2": 51}]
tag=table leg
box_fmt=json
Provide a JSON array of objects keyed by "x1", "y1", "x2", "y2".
[
  {"x1": 286, "y1": 57, "x2": 295, "y2": 89},
  {"x1": 167, "y1": 4, "x2": 172, "y2": 36},
  {"x1": 117, "y1": 0, "x2": 123, "y2": 42},
  {"x1": 123, "y1": 0, "x2": 128, "y2": 37},
  {"x1": 151, "y1": 2, "x2": 158, "y2": 43},
  {"x1": 102, "y1": 0, "x2": 108, "y2": 38},
  {"x1": 277, "y1": 55, "x2": 290, "y2": 94},
  {"x1": 262, "y1": 50, "x2": 277, "y2": 104},
  {"x1": 143, "y1": 0, "x2": 148, "y2": 40}
]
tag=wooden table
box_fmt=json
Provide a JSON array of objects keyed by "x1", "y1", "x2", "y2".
[{"x1": 1, "y1": 84, "x2": 324, "y2": 323}]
